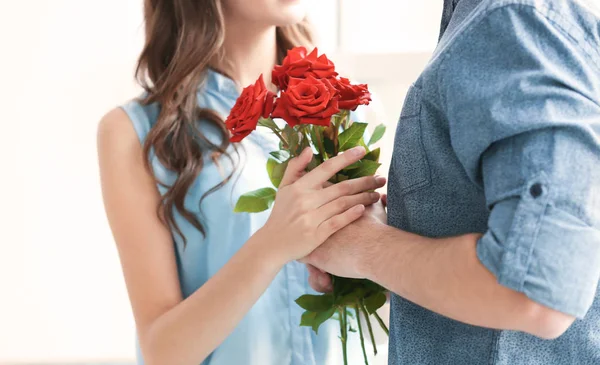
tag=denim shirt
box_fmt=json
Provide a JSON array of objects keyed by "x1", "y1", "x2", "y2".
[{"x1": 387, "y1": 0, "x2": 600, "y2": 364}]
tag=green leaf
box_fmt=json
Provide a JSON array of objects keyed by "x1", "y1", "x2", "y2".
[
  {"x1": 338, "y1": 288, "x2": 366, "y2": 306},
  {"x1": 343, "y1": 161, "x2": 362, "y2": 170},
  {"x1": 363, "y1": 280, "x2": 387, "y2": 293},
  {"x1": 364, "y1": 148, "x2": 380, "y2": 162},
  {"x1": 310, "y1": 125, "x2": 320, "y2": 144},
  {"x1": 336, "y1": 174, "x2": 349, "y2": 182},
  {"x1": 307, "y1": 154, "x2": 321, "y2": 172},
  {"x1": 233, "y1": 188, "x2": 276, "y2": 213},
  {"x1": 295, "y1": 294, "x2": 334, "y2": 312},
  {"x1": 349, "y1": 160, "x2": 381, "y2": 179},
  {"x1": 309, "y1": 125, "x2": 319, "y2": 144},
  {"x1": 328, "y1": 173, "x2": 349, "y2": 184},
  {"x1": 333, "y1": 276, "x2": 357, "y2": 299},
  {"x1": 283, "y1": 125, "x2": 300, "y2": 155},
  {"x1": 270, "y1": 150, "x2": 290, "y2": 162},
  {"x1": 266, "y1": 159, "x2": 288, "y2": 188},
  {"x1": 258, "y1": 117, "x2": 279, "y2": 130},
  {"x1": 310, "y1": 125, "x2": 328, "y2": 159},
  {"x1": 312, "y1": 307, "x2": 336, "y2": 334},
  {"x1": 300, "y1": 311, "x2": 317, "y2": 327},
  {"x1": 364, "y1": 292, "x2": 387, "y2": 314},
  {"x1": 338, "y1": 122, "x2": 368, "y2": 151},
  {"x1": 323, "y1": 137, "x2": 335, "y2": 157},
  {"x1": 368, "y1": 124, "x2": 386, "y2": 146},
  {"x1": 358, "y1": 137, "x2": 368, "y2": 148},
  {"x1": 349, "y1": 326, "x2": 357, "y2": 333}
]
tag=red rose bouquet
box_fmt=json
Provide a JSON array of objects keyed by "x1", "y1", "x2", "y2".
[{"x1": 226, "y1": 47, "x2": 388, "y2": 365}]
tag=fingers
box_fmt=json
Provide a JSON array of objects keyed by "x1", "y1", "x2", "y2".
[
  {"x1": 314, "y1": 191, "x2": 380, "y2": 224},
  {"x1": 297, "y1": 146, "x2": 366, "y2": 188},
  {"x1": 279, "y1": 147, "x2": 313, "y2": 188},
  {"x1": 381, "y1": 193, "x2": 388, "y2": 208},
  {"x1": 307, "y1": 264, "x2": 333, "y2": 293},
  {"x1": 316, "y1": 204, "x2": 365, "y2": 242},
  {"x1": 316, "y1": 175, "x2": 387, "y2": 209}
]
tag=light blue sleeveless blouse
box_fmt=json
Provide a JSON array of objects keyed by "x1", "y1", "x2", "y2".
[{"x1": 121, "y1": 69, "x2": 367, "y2": 365}]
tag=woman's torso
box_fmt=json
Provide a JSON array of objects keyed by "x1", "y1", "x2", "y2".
[{"x1": 122, "y1": 69, "x2": 367, "y2": 365}]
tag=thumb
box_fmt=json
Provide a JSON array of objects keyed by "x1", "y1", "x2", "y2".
[
  {"x1": 381, "y1": 193, "x2": 388, "y2": 208},
  {"x1": 279, "y1": 147, "x2": 313, "y2": 188}
]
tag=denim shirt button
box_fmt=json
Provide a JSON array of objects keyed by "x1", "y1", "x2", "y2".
[{"x1": 530, "y1": 183, "x2": 544, "y2": 198}]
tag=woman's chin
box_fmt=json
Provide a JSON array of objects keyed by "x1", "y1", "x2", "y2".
[
  {"x1": 272, "y1": 1, "x2": 307, "y2": 25},
  {"x1": 224, "y1": 0, "x2": 307, "y2": 28}
]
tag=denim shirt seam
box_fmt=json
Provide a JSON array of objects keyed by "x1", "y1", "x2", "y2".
[
  {"x1": 488, "y1": 331, "x2": 501, "y2": 365},
  {"x1": 533, "y1": 3, "x2": 600, "y2": 73},
  {"x1": 437, "y1": 1, "x2": 600, "y2": 112}
]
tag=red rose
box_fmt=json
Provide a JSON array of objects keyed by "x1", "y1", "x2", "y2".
[
  {"x1": 272, "y1": 75, "x2": 340, "y2": 127},
  {"x1": 225, "y1": 74, "x2": 275, "y2": 142},
  {"x1": 272, "y1": 47, "x2": 338, "y2": 91},
  {"x1": 334, "y1": 77, "x2": 372, "y2": 111}
]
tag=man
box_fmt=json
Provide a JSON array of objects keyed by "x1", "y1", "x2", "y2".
[{"x1": 305, "y1": 0, "x2": 600, "y2": 363}]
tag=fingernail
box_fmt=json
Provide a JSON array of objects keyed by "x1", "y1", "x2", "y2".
[
  {"x1": 376, "y1": 176, "x2": 387, "y2": 184},
  {"x1": 351, "y1": 146, "x2": 366, "y2": 156},
  {"x1": 370, "y1": 192, "x2": 380, "y2": 199}
]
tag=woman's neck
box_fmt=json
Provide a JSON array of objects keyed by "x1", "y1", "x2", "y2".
[{"x1": 219, "y1": 19, "x2": 279, "y2": 92}]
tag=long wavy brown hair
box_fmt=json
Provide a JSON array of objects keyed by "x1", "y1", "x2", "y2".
[{"x1": 136, "y1": 0, "x2": 313, "y2": 243}]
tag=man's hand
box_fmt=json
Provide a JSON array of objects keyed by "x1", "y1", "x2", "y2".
[
  {"x1": 304, "y1": 195, "x2": 388, "y2": 289},
  {"x1": 306, "y1": 264, "x2": 333, "y2": 293}
]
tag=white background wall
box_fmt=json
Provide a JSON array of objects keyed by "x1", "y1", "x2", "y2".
[
  {"x1": 0, "y1": 1, "x2": 441, "y2": 363},
  {"x1": 1, "y1": 1, "x2": 144, "y2": 363}
]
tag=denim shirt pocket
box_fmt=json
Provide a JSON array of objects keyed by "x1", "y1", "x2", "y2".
[{"x1": 390, "y1": 84, "x2": 432, "y2": 196}]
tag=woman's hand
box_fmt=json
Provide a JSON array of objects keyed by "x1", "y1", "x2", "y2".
[
  {"x1": 306, "y1": 193, "x2": 388, "y2": 293},
  {"x1": 257, "y1": 146, "x2": 387, "y2": 264}
]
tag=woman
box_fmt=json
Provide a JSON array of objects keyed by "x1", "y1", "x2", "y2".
[{"x1": 97, "y1": 0, "x2": 386, "y2": 364}]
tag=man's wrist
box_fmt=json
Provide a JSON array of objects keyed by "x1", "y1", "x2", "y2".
[{"x1": 355, "y1": 220, "x2": 392, "y2": 280}]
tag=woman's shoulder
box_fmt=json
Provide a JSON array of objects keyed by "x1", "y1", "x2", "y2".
[
  {"x1": 97, "y1": 106, "x2": 145, "y2": 163},
  {"x1": 97, "y1": 96, "x2": 161, "y2": 150},
  {"x1": 119, "y1": 97, "x2": 161, "y2": 144}
]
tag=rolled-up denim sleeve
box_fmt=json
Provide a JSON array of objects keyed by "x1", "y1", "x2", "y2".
[{"x1": 440, "y1": 4, "x2": 600, "y2": 318}]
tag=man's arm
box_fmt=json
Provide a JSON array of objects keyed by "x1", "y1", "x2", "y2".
[
  {"x1": 363, "y1": 223, "x2": 575, "y2": 339},
  {"x1": 306, "y1": 211, "x2": 575, "y2": 339}
]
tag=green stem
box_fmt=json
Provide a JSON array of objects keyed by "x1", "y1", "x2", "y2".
[
  {"x1": 342, "y1": 109, "x2": 350, "y2": 129},
  {"x1": 301, "y1": 126, "x2": 309, "y2": 141},
  {"x1": 271, "y1": 128, "x2": 289, "y2": 150},
  {"x1": 360, "y1": 300, "x2": 378, "y2": 355},
  {"x1": 332, "y1": 112, "x2": 345, "y2": 156},
  {"x1": 373, "y1": 311, "x2": 389, "y2": 336},
  {"x1": 339, "y1": 307, "x2": 348, "y2": 365},
  {"x1": 355, "y1": 303, "x2": 369, "y2": 365},
  {"x1": 301, "y1": 126, "x2": 311, "y2": 153},
  {"x1": 314, "y1": 126, "x2": 328, "y2": 160}
]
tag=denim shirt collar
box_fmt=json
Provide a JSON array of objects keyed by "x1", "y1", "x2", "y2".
[{"x1": 439, "y1": 0, "x2": 462, "y2": 40}]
